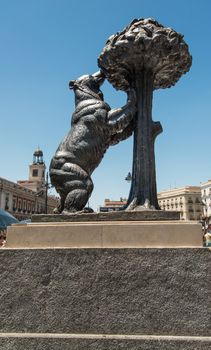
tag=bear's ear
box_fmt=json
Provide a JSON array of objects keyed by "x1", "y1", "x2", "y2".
[{"x1": 69, "y1": 80, "x2": 75, "y2": 89}]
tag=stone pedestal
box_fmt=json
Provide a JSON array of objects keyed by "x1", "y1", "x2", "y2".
[
  {"x1": 6, "y1": 221, "x2": 202, "y2": 248},
  {"x1": 0, "y1": 247, "x2": 211, "y2": 349}
]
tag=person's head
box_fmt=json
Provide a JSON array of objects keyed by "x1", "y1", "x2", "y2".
[{"x1": 0, "y1": 229, "x2": 6, "y2": 238}]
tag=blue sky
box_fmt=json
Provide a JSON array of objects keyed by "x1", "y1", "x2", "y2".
[{"x1": 0, "y1": 0, "x2": 211, "y2": 210}]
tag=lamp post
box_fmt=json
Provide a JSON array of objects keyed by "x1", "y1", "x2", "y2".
[
  {"x1": 44, "y1": 172, "x2": 52, "y2": 214},
  {"x1": 35, "y1": 172, "x2": 51, "y2": 214},
  {"x1": 125, "y1": 172, "x2": 132, "y2": 183}
]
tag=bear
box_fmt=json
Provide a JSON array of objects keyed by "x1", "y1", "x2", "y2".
[{"x1": 50, "y1": 71, "x2": 136, "y2": 213}]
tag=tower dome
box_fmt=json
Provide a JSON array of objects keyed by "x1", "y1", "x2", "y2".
[
  {"x1": 33, "y1": 148, "x2": 44, "y2": 164},
  {"x1": 33, "y1": 148, "x2": 43, "y2": 157}
]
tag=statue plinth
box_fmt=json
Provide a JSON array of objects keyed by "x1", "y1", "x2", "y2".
[{"x1": 31, "y1": 210, "x2": 180, "y2": 223}]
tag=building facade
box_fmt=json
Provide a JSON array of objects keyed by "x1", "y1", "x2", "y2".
[
  {"x1": 200, "y1": 180, "x2": 211, "y2": 217},
  {"x1": 0, "y1": 149, "x2": 58, "y2": 220},
  {"x1": 99, "y1": 198, "x2": 127, "y2": 212},
  {"x1": 158, "y1": 186, "x2": 203, "y2": 221}
]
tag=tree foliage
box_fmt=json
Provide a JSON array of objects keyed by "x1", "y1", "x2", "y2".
[{"x1": 98, "y1": 18, "x2": 192, "y2": 90}]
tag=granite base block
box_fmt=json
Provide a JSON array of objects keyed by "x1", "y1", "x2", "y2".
[{"x1": 0, "y1": 248, "x2": 210, "y2": 338}]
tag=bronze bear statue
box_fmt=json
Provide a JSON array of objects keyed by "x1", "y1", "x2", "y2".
[{"x1": 50, "y1": 71, "x2": 136, "y2": 213}]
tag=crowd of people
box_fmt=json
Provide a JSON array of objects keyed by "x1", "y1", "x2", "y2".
[{"x1": 0, "y1": 229, "x2": 6, "y2": 248}]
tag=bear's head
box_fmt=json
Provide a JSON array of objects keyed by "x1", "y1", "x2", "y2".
[{"x1": 69, "y1": 71, "x2": 105, "y2": 99}]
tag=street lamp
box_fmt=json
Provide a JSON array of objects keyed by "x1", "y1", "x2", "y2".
[
  {"x1": 36, "y1": 172, "x2": 52, "y2": 214},
  {"x1": 44, "y1": 172, "x2": 53, "y2": 214},
  {"x1": 125, "y1": 172, "x2": 132, "y2": 183}
]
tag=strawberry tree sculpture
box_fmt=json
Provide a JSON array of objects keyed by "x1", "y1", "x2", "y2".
[{"x1": 98, "y1": 18, "x2": 192, "y2": 210}]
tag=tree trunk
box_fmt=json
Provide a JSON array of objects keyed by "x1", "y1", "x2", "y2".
[{"x1": 127, "y1": 69, "x2": 162, "y2": 210}]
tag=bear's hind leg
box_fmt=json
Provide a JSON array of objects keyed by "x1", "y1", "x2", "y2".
[
  {"x1": 51, "y1": 162, "x2": 93, "y2": 213},
  {"x1": 62, "y1": 188, "x2": 90, "y2": 213}
]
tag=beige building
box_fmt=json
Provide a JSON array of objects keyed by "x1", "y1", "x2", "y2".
[
  {"x1": 99, "y1": 198, "x2": 127, "y2": 212},
  {"x1": 0, "y1": 149, "x2": 58, "y2": 220},
  {"x1": 200, "y1": 180, "x2": 211, "y2": 217},
  {"x1": 158, "y1": 186, "x2": 203, "y2": 221}
]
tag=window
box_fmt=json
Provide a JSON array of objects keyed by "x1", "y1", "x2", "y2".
[
  {"x1": 13, "y1": 198, "x2": 17, "y2": 211},
  {"x1": 23, "y1": 200, "x2": 26, "y2": 213},
  {"x1": 5, "y1": 195, "x2": 9, "y2": 211},
  {"x1": 27, "y1": 202, "x2": 31, "y2": 213},
  {"x1": 32, "y1": 169, "x2": 38, "y2": 177},
  {"x1": 18, "y1": 200, "x2": 22, "y2": 212},
  {"x1": 188, "y1": 197, "x2": 193, "y2": 204}
]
